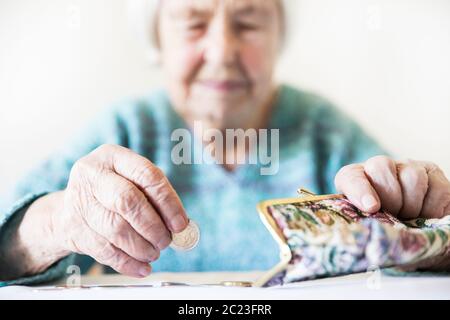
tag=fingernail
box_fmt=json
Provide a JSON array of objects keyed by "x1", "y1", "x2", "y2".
[
  {"x1": 149, "y1": 249, "x2": 160, "y2": 262},
  {"x1": 157, "y1": 237, "x2": 171, "y2": 251},
  {"x1": 171, "y1": 215, "x2": 187, "y2": 232},
  {"x1": 361, "y1": 194, "x2": 378, "y2": 211},
  {"x1": 139, "y1": 265, "x2": 151, "y2": 277}
]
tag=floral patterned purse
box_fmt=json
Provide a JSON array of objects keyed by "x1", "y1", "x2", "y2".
[{"x1": 254, "y1": 189, "x2": 450, "y2": 287}]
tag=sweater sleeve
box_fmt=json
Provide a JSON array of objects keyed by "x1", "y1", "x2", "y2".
[{"x1": 0, "y1": 106, "x2": 131, "y2": 287}]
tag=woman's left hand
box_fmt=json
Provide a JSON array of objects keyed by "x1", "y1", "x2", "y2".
[{"x1": 335, "y1": 155, "x2": 450, "y2": 219}]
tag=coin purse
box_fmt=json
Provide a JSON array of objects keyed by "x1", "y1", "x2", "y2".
[{"x1": 254, "y1": 189, "x2": 450, "y2": 287}]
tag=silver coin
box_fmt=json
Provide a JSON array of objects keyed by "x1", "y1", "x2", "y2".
[
  {"x1": 160, "y1": 282, "x2": 190, "y2": 287},
  {"x1": 170, "y1": 220, "x2": 200, "y2": 251}
]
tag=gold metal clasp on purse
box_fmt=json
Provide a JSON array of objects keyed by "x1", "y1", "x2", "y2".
[
  {"x1": 297, "y1": 188, "x2": 316, "y2": 196},
  {"x1": 253, "y1": 187, "x2": 345, "y2": 287}
]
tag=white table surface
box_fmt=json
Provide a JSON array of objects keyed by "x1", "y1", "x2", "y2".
[{"x1": 1, "y1": 271, "x2": 449, "y2": 300}]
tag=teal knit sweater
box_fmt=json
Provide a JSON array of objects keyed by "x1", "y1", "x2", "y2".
[{"x1": 0, "y1": 85, "x2": 386, "y2": 286}]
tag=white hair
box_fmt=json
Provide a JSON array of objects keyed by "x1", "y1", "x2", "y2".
[{"x1": 126, "y1": 0, "x2": 297, "y2": 63}]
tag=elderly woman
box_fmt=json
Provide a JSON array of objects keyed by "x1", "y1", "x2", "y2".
[{"x1": 1, "y1": 0, "x2": 449, "y2": 285}]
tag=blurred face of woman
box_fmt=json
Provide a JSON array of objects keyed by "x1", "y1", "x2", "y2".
[{"x1": 158, "y1": 0, "x2": 282, "y2": 130}]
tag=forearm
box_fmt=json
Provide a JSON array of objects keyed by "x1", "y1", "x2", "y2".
[{"x1": 0, "y1": 191, "x2": 70, "y2": 281}]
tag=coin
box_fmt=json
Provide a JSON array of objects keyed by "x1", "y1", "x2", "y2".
[
  {"x1": 170, "y1": 220, "x2": 200, "y2": 251},
  {"x1": 160, "y1": 282, "x2": 190, "y2": 287},
  {"x1": 220, "y1": 281, "x2": 253, "y2": 287}
]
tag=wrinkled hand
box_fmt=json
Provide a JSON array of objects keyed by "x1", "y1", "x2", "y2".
[
  {"x1": 335, "y1": 156, "x2": 450, "y2": 219},
  {"x1": 53, "y1": 144, "x2": 188, "y2": 277}
]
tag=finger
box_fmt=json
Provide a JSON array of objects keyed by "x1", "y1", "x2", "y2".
[
  {"x1": 363, "y1": 155, "x2": 403, "y2": 215},
  {"x1": 335, "y1": 163, "x2": 381, "y2": 213},
  {"x1": 418, "y1": 162, "x2": 450, "y2": 219},
  {"x1": 86, "y1": 202, "x2": 160, "y2": 263},
  {"x1": 98, "y1": 144, "x2": 188, "y2": 233},
  {"x1": 396, "y1": 160, "x2": 428, "y2": 220},
  {"x1": 71, "y1": 226, "x2": 152, "y2": 278},
  {"x1": 445, "y1": 203, "x2": 450, "y2": 216},
  {"x1": 93, "y1": 170, "x2": 172, "y2": 251}
]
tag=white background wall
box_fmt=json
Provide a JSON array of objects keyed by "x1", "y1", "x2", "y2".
[{"x1": 1, "y1": 0, "x2": 449, "y2": 194}]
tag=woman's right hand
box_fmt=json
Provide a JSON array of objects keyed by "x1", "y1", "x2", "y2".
[{"x1": 50, "y1": 144, "x2": 189, "y2": 277}]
